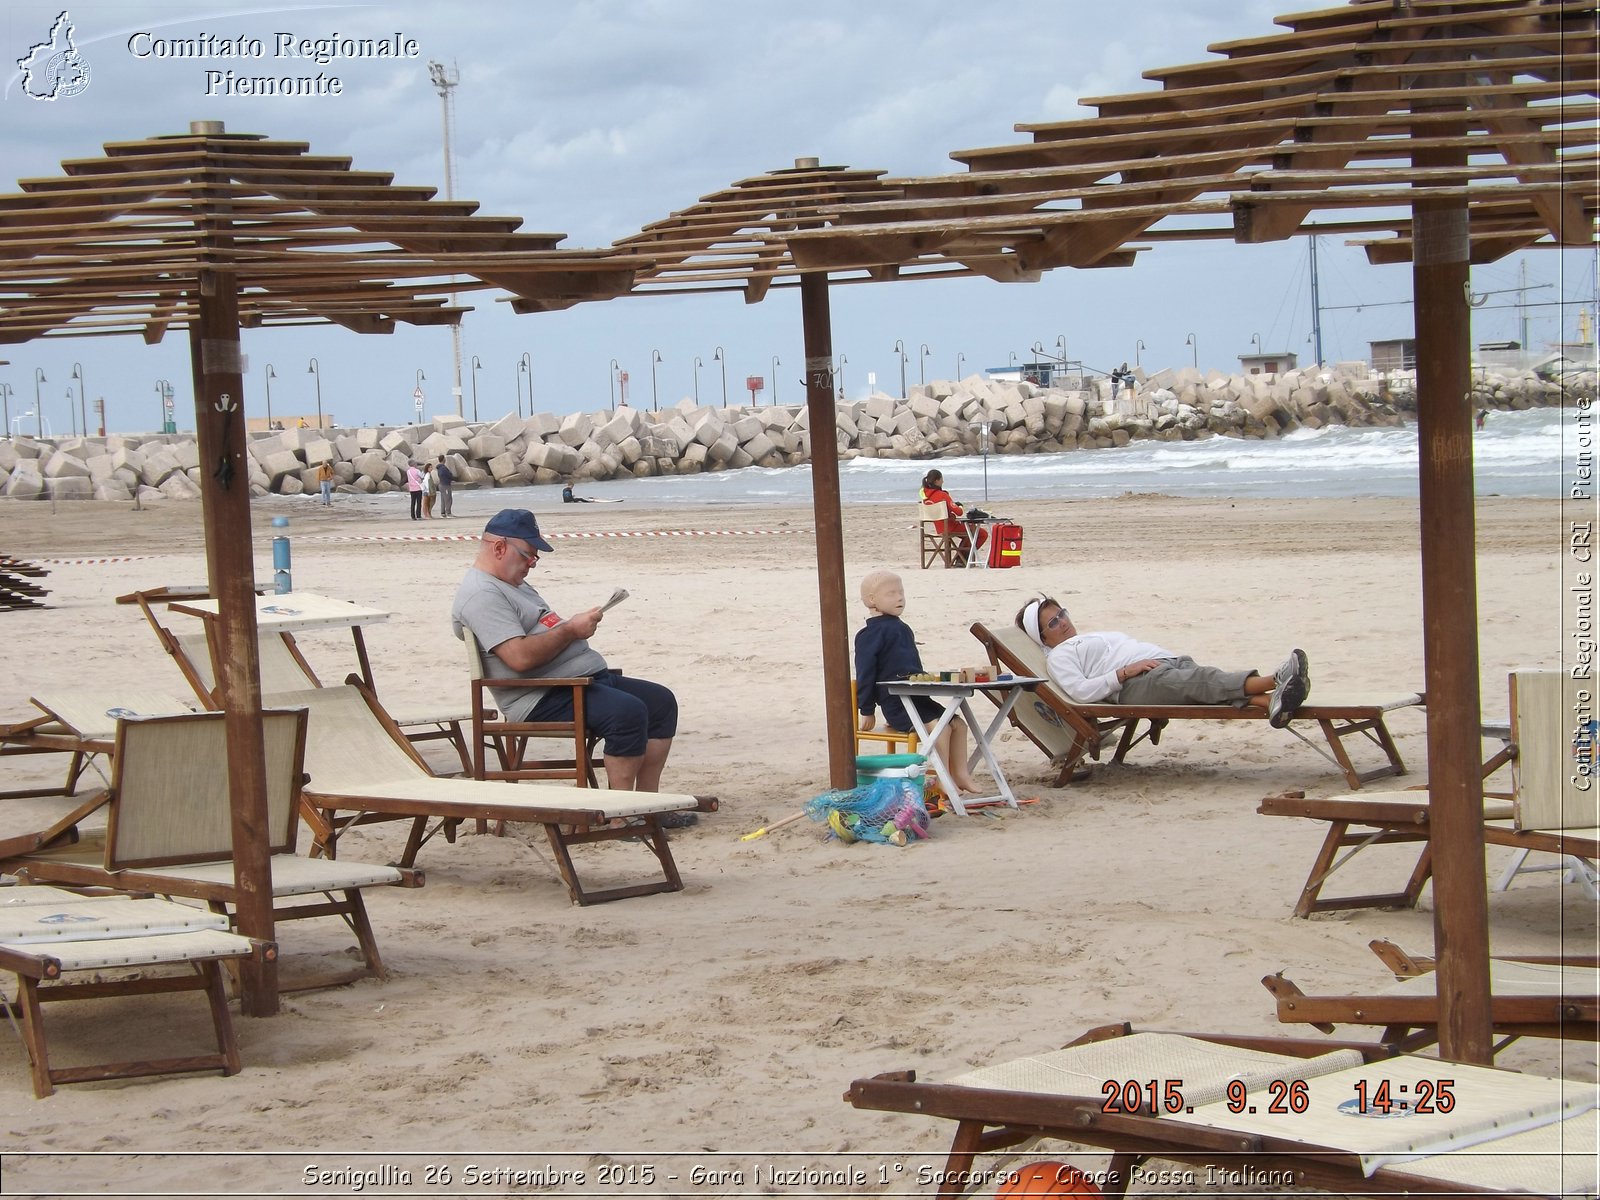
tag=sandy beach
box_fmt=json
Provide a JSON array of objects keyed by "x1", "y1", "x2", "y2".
[{"x1": 0, "y1": 490, "x2": 1592, "y2": 1197}]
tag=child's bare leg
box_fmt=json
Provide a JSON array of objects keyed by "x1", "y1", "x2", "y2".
[{"x1": 937, "y1": 723, "x2": 980, "y2": 793}]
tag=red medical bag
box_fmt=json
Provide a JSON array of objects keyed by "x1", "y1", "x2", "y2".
[{"x1": 987, "y1": 522, "x2": 1023, "y2": 568}]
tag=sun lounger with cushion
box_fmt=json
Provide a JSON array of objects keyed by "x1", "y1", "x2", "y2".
[
  {"x1": 14, "y1": 708, "x2": 419, "y2": 987},
  {"x1": 279, "y1": 684, "x2": 718, "y2": 906},
  {"x1": 1260, "y1": 670, "x2": 1600, "y2": 916},
  {"x1": 969, "y1": 621, "x2": 1422, "y2": 790},
  {"x1": 846, "y1": 1023, "x2": 1598, "y2": 1199},
  {"x1": 0, "y1": 884, "x2": 268, "y2": 1096}
]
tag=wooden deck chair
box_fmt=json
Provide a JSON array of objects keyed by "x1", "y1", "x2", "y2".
[
  {"x1": 969, "y1": 620, "x2": 1422, "y2": 790},
  {"x1": 463, "y1": 628, "x2": 601, "y2": 786},
  {"x1": 1263, "y1": 948, "x2": 1600, "y2": 1054},
  {"x1": 919, "y1": 501, "x2": 960, "y2": 569},
  {"x1": 0, "y1": 884, "x2": 269, "y2": 1097},
  {"x1": 0, "y1": 691, "x2": 200, "y2": 860},
  {"x1": 14, "y1": 708, "x2": 419, "y2": 989},
  {"x1": 1259, "y1": 669, "x2": 1600, "y2": 917},
  {"x1": 279, "y1": 683, "x2": 717, "y2": 906},
  {"x1": 846, "y1": 1023, "x2": 1597, "y2": 1199},
  {"x1": 125, "y1": 586, "x2": 472, "y2": 773}
]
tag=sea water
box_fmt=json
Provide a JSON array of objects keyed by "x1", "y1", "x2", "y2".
[{"x1": 487, "y1": 404, "x2": 1570, "y2": 508}]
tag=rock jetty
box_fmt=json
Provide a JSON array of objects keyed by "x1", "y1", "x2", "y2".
[{"x1": 0, "y1": 363, "x2": 1585, "y2": 503}]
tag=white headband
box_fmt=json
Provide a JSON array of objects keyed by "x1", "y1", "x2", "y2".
[{"x1": 1021, "y1": 600, "x2": 1045, "y2": 647}]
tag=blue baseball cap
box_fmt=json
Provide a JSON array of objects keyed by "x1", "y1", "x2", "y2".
[{"x1": 484, "y1": 509, "x2": 553, "y2": 553}]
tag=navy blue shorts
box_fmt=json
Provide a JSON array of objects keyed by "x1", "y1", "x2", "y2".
[
  {"x1": 529, "y1": 670, "x2": 677, "y2": 758},
  {"x1": 880, "y1": 693, "x2": 941, "y2": 734}
]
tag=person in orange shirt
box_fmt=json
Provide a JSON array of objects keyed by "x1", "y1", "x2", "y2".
[{"x1": 919, "y1": 469, "x2": 986, "y2": 565}]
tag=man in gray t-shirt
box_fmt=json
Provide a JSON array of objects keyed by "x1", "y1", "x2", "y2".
[{"x1": 451, "y1": 509, "x2": 679, "y2": 795}]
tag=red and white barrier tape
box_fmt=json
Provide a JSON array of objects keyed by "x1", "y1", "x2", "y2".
[
  {"x1": 35, "y1": 555, "x2": 159, "y2": 565},
  {"x1": 292, "y1": 528, "x2": 811, "y2": 544}
]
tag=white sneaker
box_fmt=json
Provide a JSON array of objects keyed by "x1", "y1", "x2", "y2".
[{"x1": 1268, "y1": 648, "x2": 1310, "y2": 728}]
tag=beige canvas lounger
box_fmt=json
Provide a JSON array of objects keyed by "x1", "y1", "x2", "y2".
[
  {"x1": 970, "y1": 621, "x2": 1421, "y2": 790},
  {"x1": 0, "y1": 690, "x2": 199, "y2": 859},
  {"x1": 0, "y1": 885, "x2": 267, "y2": 1097},
  {"x1": 1260, "y1": 670, "x2": 1600, "y2": 917},
  {"x1": 279, "y1": 683, "x2": 718, "y2": 906},
  {"x1": 847, "y1": 1024, "x2": 1598, "y2": 1199},
  {"x1": 15, "y1": 708, "x2": 418, "y2": 987}
]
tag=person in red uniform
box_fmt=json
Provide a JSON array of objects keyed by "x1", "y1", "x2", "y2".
[{"x1": 919, "y1": 469, "x2": 986, "y2": 565}]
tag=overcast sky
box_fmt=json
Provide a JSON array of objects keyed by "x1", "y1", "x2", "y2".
[{"x1": 3, "y1": 1, "x2": 1595, "y2": 434}]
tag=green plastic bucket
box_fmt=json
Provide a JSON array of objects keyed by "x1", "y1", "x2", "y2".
[{"x1": 855, "y1": 752, "x2": 925, "y2": 792}]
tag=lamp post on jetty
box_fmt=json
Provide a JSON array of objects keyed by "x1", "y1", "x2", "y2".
[
  {"x1": 518, "y1": 352, "x2": 531, "y2": 418},
  {"x1": 0, "y1": 381, "x2": 11, "y2": 440},
  {"x1": 608, "y1": 358, "x2": 619, "y2": 410},
  {"x1": 1185, "y1": 332, "x2": 1198, "y2": 369},
  {"x1": 263, "y1": 364, "x2": 276, "y2": 429},
  {"x1": 32, "y1": 367, "x2": 45, "y2": 438},
  {"x1": 1135, "y1": 339, "x2": 1145, "y2": 369},
  {"x1": 712, "y1": 346, "x2": 727, "y2": 405},
  {"x1": 893, "y1": 339, "x2": 907, "y2": 398},
  {"x1": 836, "y1": 353, "x2": 846, "y2": 398},
  {"x1": 955, "y1": 352, "x2": 964, "y2": 380},
  {"x1": 469, "y1": 355, "x2": 481, "y2": 422},
  {"x1": 919, "y1": 343, "x2": 931, "y2": 386},
  {"x1": 650, "y1": 349, "x2": 662, "y2": 411},
  {"x1": 693, "y1": 355, "x2": 702, "y2": 403},
  {"x1": 72, "y1": 363, "x2": 86, "y2": 438},
  {"x1": 307, "y1": 357, "x2": 323, "y2": 430},
  {"x1": 770, "y1": 355, "x2": 780, "y2": 405}
]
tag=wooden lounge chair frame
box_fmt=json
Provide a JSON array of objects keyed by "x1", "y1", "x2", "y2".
[
  {"x1": 846, "y1": 1022, "x2": 1595, "y2": 1199},
  {"x1": 14, "y1": 709, "x2": 420, "y2": 988},
  {"x1": 1262, "y1": 946, "x2": 1600, "y2": 1054},
  {"x1": 123, "y1": 585, "x2": 472, "y2": 773},
  {"x1": 463, "y1": 628, "x2": 602, "y2": 786},
  {"x1": 0, "y1": 886, "x2": 272, "y2": 1097},
  {"x1": 1260, "y1": 670, "x2": 1600, "y2": 917},
  {"x1": 919, "y1": 501, "x2": 961, "y2": 569},
  {"x1": 281, "y1": 682, "x2": 717, "y2": 906},
  {"x1": 969, "y1": 620, "x2": 1421, "y2": 790}
]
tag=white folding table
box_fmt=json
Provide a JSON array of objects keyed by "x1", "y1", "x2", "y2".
[{"x1": 887, "y1": 676, "x2": 1045, "y2": 815}]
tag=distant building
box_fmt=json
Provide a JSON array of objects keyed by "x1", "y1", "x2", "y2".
[
  {"x1": 1238, "y1": 350, "x2": 1299, "y2": 375},
  {"x1": 1370, "y1": 339, "x2": 1416, "y2": 372}
]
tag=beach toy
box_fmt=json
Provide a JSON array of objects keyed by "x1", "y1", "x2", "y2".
[
  {"x1": 996, "y1": 1162, "x2": 1102, "y2": 1197},
  {"x1": 804, "y1": 777, "x2": 930, "y2": 847}
]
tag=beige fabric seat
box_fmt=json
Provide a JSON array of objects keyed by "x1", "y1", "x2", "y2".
[
  {"x1": 280, "y1": 684, "x2": 717, "y2": 906},
  {"x1": 0, "y1": 885, "x2": 261, "y2": 1097}
]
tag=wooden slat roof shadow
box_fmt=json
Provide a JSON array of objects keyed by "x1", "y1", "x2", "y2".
[
  {"x1": 0, "y1": 126, "x2": 650, "y2": 343},
  {"x1": 783, "y1": 0, "x2": 1597, "y2": 277}
]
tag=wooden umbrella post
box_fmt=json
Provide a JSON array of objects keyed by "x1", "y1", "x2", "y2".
[
  {"x1": 800, "y1": 270, "x2": 856, "y2": 790},
  {"x1": 190, "y1": 265, "x2": 278, "y2": 1017},
  {"x1": 1412, "y1": 124, "x2": 1491, "y2": 1065}
]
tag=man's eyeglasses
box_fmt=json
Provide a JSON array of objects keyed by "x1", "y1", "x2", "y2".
[{"x1": 501, "y1": 539, "x2": 538, "y2": 564}]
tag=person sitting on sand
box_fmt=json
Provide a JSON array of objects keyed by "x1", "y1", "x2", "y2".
[
  {"x1": 562, "y1": 478, "x2": 595, "y2": 503},
  {"x1": 1016, "y1": 596, "x2": 1310, "y2": 728},
  {"x1": 855, "y1": 570, "x2": 978, "y2": 800},
  {"x1": 451, "y1": 509, "x2": 687, "y2": 815}
]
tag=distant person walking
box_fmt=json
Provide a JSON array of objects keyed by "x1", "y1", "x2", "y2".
[
  {"x1": 316, "y1": 460, "x2": 335, "y2": 506},
  {"x1": 435, "y1": 456, "x2": 454, "y2": 517},
  {"x1": 1476, "y1": 408, "x2": 1488, "y2": 430},
  {"x1": 405, "y1": 460, "x2": 424, "y2": 520},
  {"x1": 422, "y1": 461, "x2": 438, "y2": 518}
]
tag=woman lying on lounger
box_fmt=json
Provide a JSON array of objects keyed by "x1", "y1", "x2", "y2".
[{"x1": 1016, "y1": 597, "x2": 1310, "y2": 728}]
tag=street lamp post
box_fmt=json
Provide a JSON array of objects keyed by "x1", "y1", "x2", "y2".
[
  {"x1": 1135, "y1": 339, "x2": 1146, "y2": 369},
  {"x1": 919, "y1": 342, "x2": 931, "y2": 386},
  {"x1": 263, "y1": 364, "x2": 276, "y2": 429},
  {"x1": 693, "y1": 355, "x2": 702, "y2": 404},
  {"x1": 414, "y1": 367, "x2": 426, "y2": 425},
  {"x1": 893, "y1": 339, "x2": 907, "y2": 398},
  {"x1": 955, "y1": 352, "x2": 965, "y2": 380},
  {"x1": 469, "y1": 355, "x2": 481, "y2": 422},
  {"x1": 154, "y1": 378, "x2": 170, "y2": 433},
  {"x1": 712, "y1": 346, "x2": 727, "y2": 405},
  {"x1": 836, "y1": 353, "x2": 846, "y2": 398},
  {"x1": 1186, "y1": 333, "x2": 1198, "y2": 369},
  {"x1": 608, "y1": 358, "x2": 619, "y2": 410},
  {"x1": 770, "y1": 355, "x2": 780, "y2": 405},
  {"x1": 32, "y1": 368, "x2": 46, "y2": 439},
  {"x1": 307, "y1": 357, "x2": 323, "y2": 430},
  {"x1": 650, "y1": 349, "x2": 662, "y2": 412},
  {"x1": 1008, "y1": 351, "x2": 1017, "y2": 368},
  {"x1": 1250, "y1": 332, "x2": 1262, "y2": 356},
  {"x1": 66, "y1": 386, "x2": 76, "y2": 436},
  {"x1": 71, "y1": 363, "x2": 86, "y2": 439},
  {"x1": 0, "y1": 382, "x2": 11, "y2": 440},
  {"x1": 518, "y1": 352, "x2": 532, "y2": 418}
]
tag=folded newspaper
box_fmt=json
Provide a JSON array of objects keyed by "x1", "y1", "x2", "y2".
[{"x1": 601, "y1": 587, "x2": 629, "y2": 612}]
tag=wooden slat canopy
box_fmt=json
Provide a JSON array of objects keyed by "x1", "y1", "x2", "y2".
[{"x1": 0, "y1": 127, "x2": 650, "y2": 343}]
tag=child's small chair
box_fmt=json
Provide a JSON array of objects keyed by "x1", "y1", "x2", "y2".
[{"x1": 851, "y1": 681, "x2": 920, "y2": 755}]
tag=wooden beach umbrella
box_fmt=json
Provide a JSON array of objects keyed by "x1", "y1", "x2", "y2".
[
  {"x1": 600, "y1": 0, "x2": 1596, "y2": 1063},
  {"x1": 0, "y1": 121, "x2": 647, "y2": 1014}
]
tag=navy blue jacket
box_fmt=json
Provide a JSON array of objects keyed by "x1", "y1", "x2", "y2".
[{"x1": 854, "y1": 614, "x2": 924, "y2": 732}]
